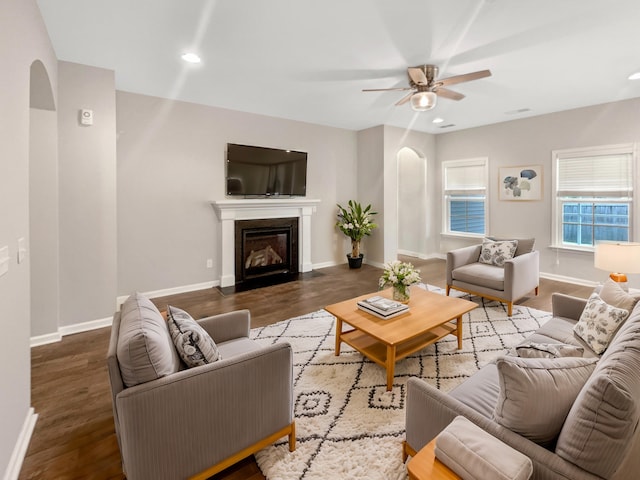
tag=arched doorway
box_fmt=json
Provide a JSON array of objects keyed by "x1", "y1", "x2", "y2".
[
  {"x1": 29, "y1": 60, "x2": 59, "y2": 340},
  {"x1": 397, "y1": 147, "x2": 427, "y2": 258}
]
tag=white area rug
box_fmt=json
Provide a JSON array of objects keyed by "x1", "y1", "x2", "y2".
[{"x1": 251, "y1": 285, "x2": 551, "y2": 479}]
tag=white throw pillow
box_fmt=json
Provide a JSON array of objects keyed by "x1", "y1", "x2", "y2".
[
  {"x1": 478, "y1": 239, "x2": 518, "y2": 267},
  {"x1": 573, "y1": 293, "x2": 630, "y2": 354},
  {"x1": 167, "y1": 305, "x2": 221, "y2": 367},
  {"x1": 435, "y1": 416, "x2": 533, "y2": 480},
  {"x1": 599, "y1": 278, "x2": 640, "y2": 312}
]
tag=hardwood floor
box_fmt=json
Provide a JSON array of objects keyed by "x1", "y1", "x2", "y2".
[{"x1": 21, "y1": 258, "x2": 593, "y2": 480}]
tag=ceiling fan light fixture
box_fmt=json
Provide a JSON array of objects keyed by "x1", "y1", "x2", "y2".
[
  {"x1": 181, "y1": 52, "x2": 201, "y2": 64},
  {"x1": 411, "y1": 91, "x2": 437, "y2": 111}
]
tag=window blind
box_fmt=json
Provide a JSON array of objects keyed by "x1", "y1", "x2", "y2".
[
  {"x1": 444, "y1": 161, "x2": 487, "y2": 193},
  {"x1": 557, "y1": 153, "x2": 632, "y2": 197}
]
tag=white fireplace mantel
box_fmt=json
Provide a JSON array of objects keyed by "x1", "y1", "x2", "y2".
[{"x1": 211, "y1": 198, "x2": 321, "y2": 287}]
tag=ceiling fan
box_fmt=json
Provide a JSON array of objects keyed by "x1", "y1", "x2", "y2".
[{"x1": 363, "y1": 65, "x2": 491, "y2": 112}]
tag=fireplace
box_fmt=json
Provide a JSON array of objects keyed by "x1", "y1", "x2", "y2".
[
  {"x1": 235, "y1": 218, "x2": 298, "y2": 285},
  {"x1": 212, "y1": 198, "x2": 320, "y2": 288}
]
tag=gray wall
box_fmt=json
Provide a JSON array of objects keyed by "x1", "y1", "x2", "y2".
[
  {"x1": 30, "y1": 108, "x2": 59, "y2": 337},
  {"x1": 0, "y1": 0, "x2": 58, "y2": 474},
  {"x1": 398, "y1": 147, "x2": 427, "y2": 256},
  {"x1": 436, "y1": 99, "x2": 640, "y2": 288},
  {"x1": 116, "y1": 91, "x2": 358, "y2": 295},
  {"x1": 57, "y1": 61, "x2": 118, "y2": 326},
  {"x1": 354, "y1": 125, "x2": 437, "y2": 266},
  {"x1": 384, "y1": 126, "x2": 438, "y2": 261},
  {"x1": 356, "y1": 126, "x2": 385, "y2": 264}
]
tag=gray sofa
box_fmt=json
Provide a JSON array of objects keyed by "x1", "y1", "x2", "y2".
[
  {"x1": 404, "y1": 290, "x2": 640, "y2": 480},
  {"x1": 107, "y1": 293, "x2": 295, "y2": 480}
]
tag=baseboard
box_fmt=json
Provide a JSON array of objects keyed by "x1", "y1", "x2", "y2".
[
  {"x1": 59, "y1": 316, "x2": 113, "y2": 337},
  {"x1": 29, "y1": 332, "x2": 62, "y2": 348},
  {"x1": 313, "y1": 260, "x2": 339, "y2": 269},
  {"x1": 3, "y1": 408, "x2": 37, "y2": 480},
  {"x1": 398, "y1": 251, "x2": 446, "y2": 261},
  {"x1": 31, "y1": 281, "x2": 220, "y2": 347},
  {"x1": 539, "y1": 272, "x2": 598, "y2": 288},
  {"x1": 365, "y1": 259, "x2": 385, "y2": 269},
  {"x1": 30, "y1": 316, "x2": 113, "y2": 347},
  {"x1": 115, "y1": 280, "x2": 219, "y2": 309},
  {"x1": 397, "y1": 249, "x2": 430, "y2": 259}
]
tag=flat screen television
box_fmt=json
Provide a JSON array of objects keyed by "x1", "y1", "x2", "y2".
[{"x1": 226, "y1": 143, "x2": 307, "y2": 197}]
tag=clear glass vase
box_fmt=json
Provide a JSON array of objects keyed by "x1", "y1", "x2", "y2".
[{"x1": 392, "y1": 284, "x2": 410, "y2": 303}]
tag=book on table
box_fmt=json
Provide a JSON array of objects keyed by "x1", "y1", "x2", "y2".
[{"x1": 357, "y1": 295, "x2": 409, "y2": 319}]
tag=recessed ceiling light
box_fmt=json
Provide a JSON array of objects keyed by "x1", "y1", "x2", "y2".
[
  {"x1": 432, "y1": 117, "x2": 444, "y2": 124},
  {"x1": 181, "y1": 52, "x2": 201, "y2": 64},
  {"x1": 628, "y1": 72, "x2": 640, "y2": 80}
]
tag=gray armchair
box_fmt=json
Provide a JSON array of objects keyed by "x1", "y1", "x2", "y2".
[
  {"x1": 446, "y1": 238, "x2": 539, "y2": 316},
  {"x1": 107, "y1": 296, "x2": 295, "y2": 480}
]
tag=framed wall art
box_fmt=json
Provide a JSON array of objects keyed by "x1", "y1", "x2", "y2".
[{"x1": 499, "y1": 165, "x2": 542, "y2": 201}]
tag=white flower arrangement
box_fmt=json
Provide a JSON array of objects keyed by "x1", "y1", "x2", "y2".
[{"x1": 379, "y1": 261, "x2": 421, "y2": 301}]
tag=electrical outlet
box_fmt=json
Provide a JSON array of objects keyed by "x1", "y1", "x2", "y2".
[{"x1": 206, "y1": 259, "x2": 213, "y2": 269}]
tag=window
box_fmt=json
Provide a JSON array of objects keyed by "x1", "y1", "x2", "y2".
[
  {"x1": 443, "y1": 158, "x2": 488, "y2": 236},
  {"x1": 552, "y1": 144, "x2": 636, "y2": 250}
]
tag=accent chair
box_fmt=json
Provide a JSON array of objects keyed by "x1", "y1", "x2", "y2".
[
  {"x1": 446, "y1": 237, "x2": 539, "y2": 316},
  {"x1": 107, "y1": 293, "x2": 295, "y2": 480}
]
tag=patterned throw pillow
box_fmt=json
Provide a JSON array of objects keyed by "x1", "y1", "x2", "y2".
[
  {"x1": 478, "y1": 239, "x2": 518, "y2": 267},
  {"x1": 573, "y1": 293, "x2": 630, "y2": 354},
  {"x1": 487, "y1": 237, "x2": 535, "y2": 257},
  {"x1": 167, "y1": 305, "x2": 221, "y2": 367}
]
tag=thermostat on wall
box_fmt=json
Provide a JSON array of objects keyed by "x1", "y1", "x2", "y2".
[{"x1": 80, "y1": 109, "x2": 93, "y2": 125}]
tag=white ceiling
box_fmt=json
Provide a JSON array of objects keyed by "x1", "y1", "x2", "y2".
[{"x1": 36, "y1": 0, "x2": 640, "y2": 134}]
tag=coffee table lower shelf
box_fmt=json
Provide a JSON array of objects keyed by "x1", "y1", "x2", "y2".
[
  {"x1": 327, "y1": 286, "x2": 476, "y2": 391},
  {"x1": 340, "y1": 322, "x2": 457, "y2": 388}
]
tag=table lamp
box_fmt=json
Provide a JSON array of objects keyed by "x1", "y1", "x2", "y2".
[{"x1": 594, "y1": 241, "x2": 640, "y2": 283}]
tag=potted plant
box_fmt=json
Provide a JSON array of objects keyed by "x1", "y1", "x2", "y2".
[{"x1": 336, "y1": 200, "x2": 378, "y2": 268}]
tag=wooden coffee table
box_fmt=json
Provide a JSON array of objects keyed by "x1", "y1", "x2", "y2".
[{"x1": 325, "y1": 286, "x2": 477, "y2": 391}]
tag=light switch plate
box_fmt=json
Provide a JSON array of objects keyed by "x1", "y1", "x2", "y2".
[
  {"x1": 0, "y1": 246, "x2": 9, "y2": 277},
  {"x1": 17, "y1": 237, "x2": 26, "y2": 264}
]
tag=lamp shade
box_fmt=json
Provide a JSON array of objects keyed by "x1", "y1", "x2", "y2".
[
  {"x1": 411, "y1": 91, "x2": 437, "y2": 111},
  {"x1": 594, "y1": 242, "x2": 640, "y2": 275}
]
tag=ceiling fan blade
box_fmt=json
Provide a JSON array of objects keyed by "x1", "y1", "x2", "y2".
[
  {"x1": 362, "y1": 87, "x2": 413, "y2": 92},
  {"x1": 395, "y1": 91, "x2": 415, "y2": 106},
  {"x1": 437, "y1": 69, "x2": 492, "y2": 87},
  {"x1": 408, "y1": 67, "x2": 428, "y2": 85},
  {"x1": 435, "y1": 88, "x2": 465, "y2": 101}
]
